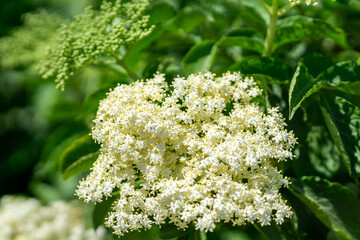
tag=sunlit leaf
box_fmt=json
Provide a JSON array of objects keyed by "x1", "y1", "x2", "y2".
[
  {"x1": 316, "y1": 61, "x2": 360, "y2": 96},
  {"x1": 289, "y1": 63, "x2": 321, "y2": 119},
  {"x1": 182, "y1": 40, "x2": 217, "y2": 75},
  {"x1": 274, "y1": 16, "x2": 348, "y2": 52},
  {"x1": 289, "y1": 60, "x2": 360, "y2": 119},
  {"x1": 319, "y1": 94, "x2": 360, "y2": 181}
]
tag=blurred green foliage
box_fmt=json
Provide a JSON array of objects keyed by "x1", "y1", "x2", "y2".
[{"x1": 1, "y1": 0, "x2": 360, "y2": 239}]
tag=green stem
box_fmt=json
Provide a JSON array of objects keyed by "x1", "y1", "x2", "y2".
[
  {"x1": 262, "y1": 0, "x2": 279, "y2": 57},
  {"x1": 278, "y1": 2, "x2": 296, "y2": 17},
  {"x1": 112, "y1": 54, "x2": 140, "y2": 81},
  {"x1": 257, "y1": 0, "x2": 272, "y2": 14}
]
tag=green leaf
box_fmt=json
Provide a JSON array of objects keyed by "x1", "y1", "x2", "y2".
[
  {"x1": 217, "y1": 29, "x2": 264, "y2": 54},
  {"x1": 146, "y1": 1, "x2": 176, "y2": 25},
  {"x1": 288, "y1": 63, "x2": 322, "y2": 120},
  {"x1": 177, "y1": 229, "x2": 207, "y2": 240},
  {"x1": 182, "y1": 40, "x2": 217, "y2": 75},
  {"x1": 274, "y1": 16, "x2": 348, "y2": 52},
  {"x1": 59, "y1": 134, "x2": 99, "y2": 178},
  {"x1": 226, "y1": 28, "x2": 259, "y2": 37},
  {"x1": 30, "y1": 182, "x2": 63, "y2": 204},
  {"x1": 290, "y1": 177, "x2": 360, "y2": 240},
  {"x1": 174, "y1": 6, "x2": 206, "y2": 33},
  {"x1": 124, "y1": 25, "x2": 167, "y2": 69},
  {"x1": 243, "y1": 73, "x2": 283, "y2": 109},
  {"x1": 240, "y1": 0, "x2": 269, "y2": 26},
  {"x1": 319, "y1": 93, "x2": 360, "y2": 181},
  {"x1": 62, "y1": 151, "x2": 99, "y2": 179},
  {"x1": 250, "y1": 73, "x2": 288, "y2": 85},
  {"x1": 289, "y1": 60, "x2": 360, "y2": 119},
  {"x1": 158, "y1": 223, "x2": 188, "y2": 239},
  {"x1": 316, "y1": 61, "x2": 360, "y2": 96},
  {"x1": 80, "y1": 87, "x2": 108, "y2": 119},
  {"x1": 228, "y1": 57, "x2": 290, "y2": 81},
  {"x1": 307, "y1": 125, "x2": 341, "y2": 177},
  {"x1": 36, "y1": 123, "x2": 87, "y2": 177},
  {"x1": 217, "y1": 36, "x2": 264, "y2": 54},
  {"x1": 93, "y1": 194, "x2": 118, "y2": 228},
  {"x1": 121, "y1": 228, "x2": 158, "y2": 240},
  {"x1": 300, "y1": 53, "x2": 335, "y2": 78},
  {"x1": 207, "y1": 229, "x2": 252, "y2": 240},
  {"x1": 254, "y1": 223, "x2": 287, "y2": 240},
  {"x1": 193, "y1": 231, "x2": 207, "y2": 240}
]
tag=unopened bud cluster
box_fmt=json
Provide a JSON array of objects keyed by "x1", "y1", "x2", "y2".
[
  {"x1": 39, "y1": 0, "x2": 153, "y2": 90},
  {"x1": 288, "y1": 0, "x2": 336, "y2": 6},
  {"x1": 76, "y1": 72, "x2": 296, "y2": 236},
  {"x1": 0, "y1": 10, "x2": 64, "y2": 70},
  {"x1": 289, "y1": 0, "x2": 318, "y2": 6}
]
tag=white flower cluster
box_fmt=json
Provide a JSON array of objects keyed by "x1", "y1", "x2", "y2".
[
  {"x1": 0, "y1": 196, "x2": 107, "y2": 240},
  {"x1": 76, "y1": 72, "x2": 296, "y2": 236},
  {"x1": 288, "y1": 0, "x2": 319, "y2": 6},
  {"x1": 288, "y1": 0, "x2": 335, "y2": 6}
]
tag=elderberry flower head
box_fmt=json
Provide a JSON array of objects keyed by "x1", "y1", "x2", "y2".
[
  {"x1": 0, "y1": 196, "x2": 107, "y2": 240},
  {"x1": 39, "y1": 0, "x2": 153, "y2": 90},
  {"x1": 76, "y1": 72, "x2": 297, "y2": 236}
]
